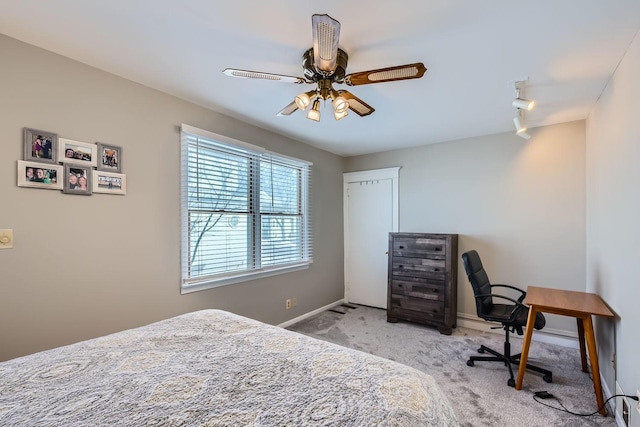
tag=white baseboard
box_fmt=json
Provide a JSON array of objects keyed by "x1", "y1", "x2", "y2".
[
  {"x1": 456, "y1": 313, "x2": 580, "y2": 349},
  {"x1": 277, "y1": 299, "x2": 345, "y2": 328}
]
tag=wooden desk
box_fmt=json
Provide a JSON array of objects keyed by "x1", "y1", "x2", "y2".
[{"x1": 515, "y1": 286, "x2": 614, "y2": 415}]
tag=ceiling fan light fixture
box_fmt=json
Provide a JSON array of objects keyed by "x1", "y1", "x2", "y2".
[
  {"x1": 225, "y1": 15, "x2": 427, "y2": 122},
  {"x1": 334, "y1": 108, "x2": 348, "y2": 120},
  {"x1": 332, "y1": 95, "x2": 349, "y2": 114},
  {"x1": 307, "y1": 99, "x2": 321, "y2": 121},
  {"x1": 295, "y1": 90, "x2": 317, "y2": 110},
  {"x1": 512, "y1": 98, "x2": 535, "y2": 111}
]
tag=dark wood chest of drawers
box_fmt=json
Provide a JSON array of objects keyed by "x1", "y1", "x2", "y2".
[{"x1": 387, "y1": 233, "x2": 458, "y2": 335}]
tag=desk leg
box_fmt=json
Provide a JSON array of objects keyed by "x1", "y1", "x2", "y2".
[
  {"x1": 576, "y1": 318, "x2": 588, "y2": 372},
  {"x1": 583, "y1": 316, "x2": 606, "y2": 416},
  {"x1": 515, "y1": 306, "x2": 537, "y2": 390}
]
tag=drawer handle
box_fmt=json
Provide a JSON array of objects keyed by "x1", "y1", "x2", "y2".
[
  {"x1": 434, "y1": 268, "x2": 440, "y2": 272},
  {"x1": 435, "y1": 248, "x2": 441, "y2": 251},
  {"x1": 432, "y1": 288, "x2": 438, "y2": 293},
  {"x1": 399, "y1": 245, "x2": 404, "y2": 249},
  {"x1": 399, "y1": 265, "x2": 404, "y2": 268},
  {"x1": 398, "y1": 284, "x2": 403, "y2": 287}
]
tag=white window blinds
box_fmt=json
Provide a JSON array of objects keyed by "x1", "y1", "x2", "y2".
[{"x1": 180, "y1": 125, "x2": 312, "y2": 292}]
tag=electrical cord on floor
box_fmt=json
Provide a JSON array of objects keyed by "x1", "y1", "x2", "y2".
[{"x1": 533, "y1": 391, "x2": 639, "y2": 417}]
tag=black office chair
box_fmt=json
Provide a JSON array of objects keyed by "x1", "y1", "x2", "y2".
[{"x1": 461, "y1": 250, "x2": 552, "y2": 387}]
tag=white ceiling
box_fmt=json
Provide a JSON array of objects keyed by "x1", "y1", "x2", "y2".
[{"x1": 1, "y1": 1, "x2": 639, "y2": 156}]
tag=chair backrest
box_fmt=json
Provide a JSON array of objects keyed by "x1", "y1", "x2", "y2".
[{"x1": 461, "y1": 250, "x2": 494, "y2": 316}]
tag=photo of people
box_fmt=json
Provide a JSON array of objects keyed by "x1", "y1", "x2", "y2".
[
  {"x1": 63, "y1": 165, "x2": 92, "y2": 195},
  {"x1": 31, "y1": 135, "x2": 53, "y2": 159},
  {"x1": 92, "y1": 170, "x2": 126, "y2": 195},
  {"x1": 97, "y1": 143, "x2": 122, "y2": 172},
  {"x1": 17, "y1": 160, "x2": 63, "y2": 190},
  {"x1": 62, "y1": 144, "x2": 92, "y2": 161},
  {"x1": 25, "y1": 167, "x2": 57, "y2": 184},
  {"x1": 57, "y1": 138, "x2": 97, "y2": 167},
  {"x1": 23, "y1": 128, "x2": 58, "y2": 164},
  {"x1": 97, "y1": 174, "x2": 122, "y2": 190}
]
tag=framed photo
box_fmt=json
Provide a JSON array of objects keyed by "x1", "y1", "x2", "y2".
[
  {"x1": 58, "y1": 138, "x2": 98, "y2": 167},
  {"x1": 63, "y1": 164, "x2": 92, "y2": 195},
  {"x1": 23, "y1": 128, "x2": 58, "y2": 164},
  {"x1": 17, "y1": 160, "x2": 63, "y2": 190},
  {"x1": 92, "y1": 170, "x2": 126, "y2": 195},
  {"x1": 96, "y1": 142, "x2": 122, "y2": 173}
]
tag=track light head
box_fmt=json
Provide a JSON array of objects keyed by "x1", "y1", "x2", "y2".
[
  {"x1": 513, "y1": 115, "x2": 531, "y2": 140},
  {"x1": 512, "y1": 98, "x2": 535, "y2": 111}
]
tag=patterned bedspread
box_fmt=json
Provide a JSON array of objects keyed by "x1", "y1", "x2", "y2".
[{"x1": 0, "y1": 309, "x2": 458, "y2": 426}]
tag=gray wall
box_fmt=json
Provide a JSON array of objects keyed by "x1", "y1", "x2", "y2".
[
  {"x1": 586, "y1": 30, "x2": 640, "y2": 423},
  {"x1": 345, "y1": 120, "x2": 587, "y2": 334},
  {"x1": 0, "y1": 35, "x2": 345, "y2": 361}
]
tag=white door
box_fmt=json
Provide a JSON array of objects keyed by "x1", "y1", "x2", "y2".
[{"x1": 344, "y1": 168, "x2": 399, "y2": 309}]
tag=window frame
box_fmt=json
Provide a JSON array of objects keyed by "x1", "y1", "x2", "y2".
[{"x1": 180, "y1": 124, "x2": 312, "y2": 294}]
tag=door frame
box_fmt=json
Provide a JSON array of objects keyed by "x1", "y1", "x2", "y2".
[{"x1": 343, "y1": 167, "x2": 400, "y2": 304}]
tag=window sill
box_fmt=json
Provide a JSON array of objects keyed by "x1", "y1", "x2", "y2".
[{"x1": 181, "y1": 262, "x2": 311, "y2": 294}]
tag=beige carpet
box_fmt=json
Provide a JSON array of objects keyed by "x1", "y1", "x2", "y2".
[{"x1": 288, "y1": 305, "x2": 618, "y2": 427}]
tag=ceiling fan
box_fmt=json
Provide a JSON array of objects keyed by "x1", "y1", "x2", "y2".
[{"x1": 222, "y1": 14, "x2": 427, "y2": 121}]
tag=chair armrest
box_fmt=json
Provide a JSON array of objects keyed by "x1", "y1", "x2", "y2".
[
  {"x1": 474, "y1": 293, "x2": 528, "y2": 322},
  {"x1": 490, "y1": 284, "x2": 527, "y2": 303}
]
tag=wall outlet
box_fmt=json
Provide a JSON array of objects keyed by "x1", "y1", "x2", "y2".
[
  {"x1": 285, "y1": 299, "x2": 292, "y2": 310},
  {"x1": 636, "y1": 389, "x2": 640, "y2": 414},
  {"x1": 292, "y1": 297, "x2": 298, "y2": 308}
]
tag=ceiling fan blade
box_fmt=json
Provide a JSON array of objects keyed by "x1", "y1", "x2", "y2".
[
  {"x1": 344, "y1": 63, "x2": 427, "y2": 86},
  {"x1": 312, "y1": 14, "x2": 341, "y2": 73},
  {"x1": 338, "y1": 90, "x2": 375, "y2": 117},
  {"x1": 223, "y1": 68, "x2": 306, "y2": 84},
  {"x1": 276, "y1": 100, "x2": 299, "y2": 116}
]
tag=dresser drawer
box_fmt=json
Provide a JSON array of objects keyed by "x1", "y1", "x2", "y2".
[
  {"x1": 392, "y1": 237, "x2": 446, "y2": 259},
  {"x1": 391, "y1": 279, "x2": 445, "y2": 302},
  {"x1": 389, "y1": 295, "x2": 445, "y2": 319},
  {"x1": 391, "y1": 257, "x2": 446, "y2": 280}
]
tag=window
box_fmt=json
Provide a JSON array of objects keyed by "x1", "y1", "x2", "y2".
[{"x1": 180, "y1": 125, "x2": 312, "y2": 293}]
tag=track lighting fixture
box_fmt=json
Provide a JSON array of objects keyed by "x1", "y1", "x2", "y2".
[
  {"x1": 513, "y1": 111, "x2": 531, "y2": 140},
  {"x1": 512, "y1": 97, "x2": 535, "y2": 111},
  {"x1": 512, "y1": 81, "x2": 534, "y2": 140},
  {"x1": 513, "y1": 115, "x2": 525, "y2": 134}
]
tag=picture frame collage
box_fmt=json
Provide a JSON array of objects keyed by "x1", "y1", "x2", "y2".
[{"x1": 17, "y1": 128, "x2": 126, "y2": 195}]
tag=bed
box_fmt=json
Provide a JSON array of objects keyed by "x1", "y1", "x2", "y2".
[{"x1": 0, "y1": 309, "x2": 458, "y2": 426}]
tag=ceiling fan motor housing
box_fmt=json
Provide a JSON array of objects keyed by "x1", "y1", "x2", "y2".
[{"x1": 302, "y1": 48, "x2": 348, "y2": 83}]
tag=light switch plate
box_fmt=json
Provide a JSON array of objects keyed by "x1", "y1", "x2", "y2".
[{"x1": 0, "y1": 229, "x2": 14, "y2": 249}]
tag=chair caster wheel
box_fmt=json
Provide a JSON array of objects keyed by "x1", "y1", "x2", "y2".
[
  {"x1": 467, "y1": 360, "x2": 474, "y2": 367},
  {"x1": 543, "y1": 375, "x2": 553, "y2": 383},
  {"x1": 477, "y1": 347, "x2": 485, "y2": 354},
  {"x1": 507, "y1": 378, "x2": 515, "y2": 387}
]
